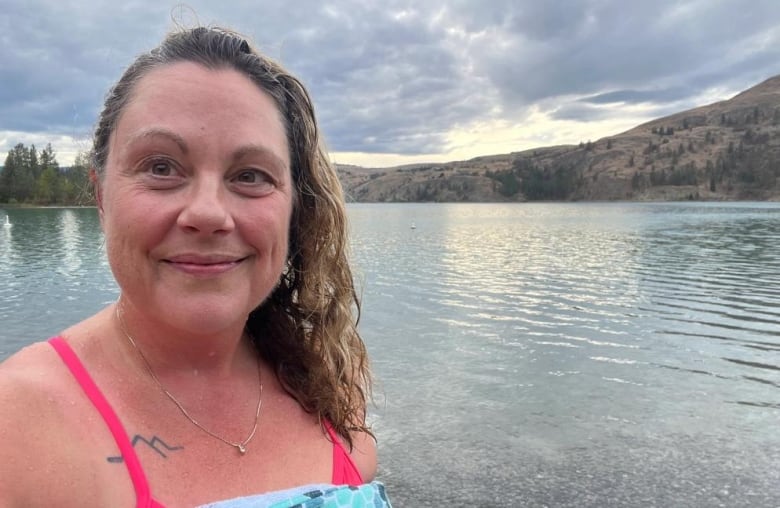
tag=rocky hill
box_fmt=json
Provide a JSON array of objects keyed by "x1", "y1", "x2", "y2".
[{"x1": 337, "y1": 75, "x2": 780, "y2": 202}]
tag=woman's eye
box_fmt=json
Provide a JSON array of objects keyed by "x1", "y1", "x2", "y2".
[
  {"x1": 235, "y1": 170, "x2": 273, "y2": 185},
  {"x1": 231, "y1": 169, "x2": 277, "y2": 196},
  {"x1": 236, "y1": 170, "x2": 260, "y2": 183},
  {"x1": 150, "y1": 160, "x2": 173, "y2": 176}
]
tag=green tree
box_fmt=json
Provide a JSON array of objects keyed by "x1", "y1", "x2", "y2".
[
  {"x1": 706, "y1": 160, "x2": 716, "y2": 192},
  {"x1": 34, "y1": 143, "x2": 61, "y2": 203},
  {"x1": 0, "y1": 143, "x2": 74, "y2": 204},
  {"x1": 1, "y1": 144, "x2": 35, "y2": 202},
  {"x1": 28, "y1": 144, "x2": 41, "y2": 180},
  {"x1": 39, "y1": 143, "x2": 58, "y2": 173},
  {"x1": 485, "y1": 169, "x2": 520, "y2": 197},
  {"x1": 520, "y1": 165, "x2": 578, "y2": 200},
  {"x1": 35, "y1": 166, "x2": 59, "y2": 204}
]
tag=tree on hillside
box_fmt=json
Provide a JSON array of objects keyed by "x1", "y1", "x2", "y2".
[
  {"x1": 520, "y1": 165, "x2": 578, "y2": 200},
  {"x1": 485, "y1": 168, "x2": 520, "y2": 197},
  {"x1": 706, "y1": 160, "x2": 716, "y2": 192}
]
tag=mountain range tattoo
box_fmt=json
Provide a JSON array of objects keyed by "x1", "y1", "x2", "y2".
[{"x1": 107, "y1": 435, "x2": 184, "y2": 463}]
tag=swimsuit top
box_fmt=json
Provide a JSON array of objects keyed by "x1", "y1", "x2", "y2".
[{"x1": 48, "y1": 336, "x2": 364, "y2": 508}]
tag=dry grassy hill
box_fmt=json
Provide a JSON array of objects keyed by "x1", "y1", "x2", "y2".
[{"x1": 337, "y1": 75, "x2": 780, "y2": 202}]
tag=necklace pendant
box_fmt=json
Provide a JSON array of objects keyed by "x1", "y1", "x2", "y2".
[{"x1": 237, "y1": 444, "x2": 247, "y2": 454}]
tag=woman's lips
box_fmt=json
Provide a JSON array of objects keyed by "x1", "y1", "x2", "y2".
[{"x1": 163, "y1": 254, "x2": 247, "y2": 276}]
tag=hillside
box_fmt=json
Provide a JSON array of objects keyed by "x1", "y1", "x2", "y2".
[{"x1": 337, "y1": 75, "x2": 780, "y2": 202}]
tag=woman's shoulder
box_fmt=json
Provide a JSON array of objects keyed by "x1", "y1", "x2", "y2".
[
  {"x1": 0, "y1": 339, "x2": 88, "y2": 504},
  {"x1": 0, "y1": 335, "x2": 130, "y2": 507},
  {"x1": 0, "y1": 338, "x2": 84, "y2": 447},
  {"x1": 0, "y1": 338, "x2": 66, "y2": 397},
  {"x1": 0, "y1": 331, "x2": 107, "y2": 434},
  {"x1": 348, "y1": 428, "x2": 378, "y2": 482}
]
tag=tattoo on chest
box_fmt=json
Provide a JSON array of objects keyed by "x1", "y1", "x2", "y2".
[{"x1": 107, "y1": 435, "x2": 184, "y2": 463}]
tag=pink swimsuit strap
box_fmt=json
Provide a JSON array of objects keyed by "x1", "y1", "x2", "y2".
[
  {"x1": 49, "y1": 336, "x2": 163, "y2": 508},
  {"x1": 323, "y1": 419, "x2": 364, "y2": 485}
]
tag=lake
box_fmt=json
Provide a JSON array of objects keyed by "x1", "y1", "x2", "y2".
[{"x1": 1, "y1": 202, "x2": 779, "y2": 507}]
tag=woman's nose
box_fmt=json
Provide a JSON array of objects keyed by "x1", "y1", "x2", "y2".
[{"x1": 176, "y1": 178, "x2": 235, "y2": 234}]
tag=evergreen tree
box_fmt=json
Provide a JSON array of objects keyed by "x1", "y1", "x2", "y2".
[
  {"x1": 34, "y1": 143, "x2": 62, "y2": 203},
  {"x1": 39, "y1": 143, "x2": 58, "y2": 173},
  {"x1": 0, "y1": 143, "x2": 78, "y2": 204},
  {"x1": 2, "y1": 144, "x2": 35, "y2": 202},
  {"x1": 35, "y1": 166, "x2": 59, "y2": 204},
  {"x1": 708, "y1": 161, "x2": 717, "y2": 192},
  {"x1": 28, "y1": 144, "x2": 41, "y2": 180}
]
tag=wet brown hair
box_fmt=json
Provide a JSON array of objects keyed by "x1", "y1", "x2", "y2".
[{"x1": 91, "y1": 26, "x2": 371, "y2": 448}]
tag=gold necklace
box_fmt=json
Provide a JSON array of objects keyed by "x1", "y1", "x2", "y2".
[{"x1": 115, "y1": 305, "x2": 263, "y2": 455}]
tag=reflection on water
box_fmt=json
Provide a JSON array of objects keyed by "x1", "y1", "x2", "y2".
[
  {"x1": 0, "y1": 208, "x2": 117, "y2": 356},
  {"x1": 58, "y1": 209, "x2": 83, "y2": 276},
  {"x1": 350, "y1": 202, "x2": 780, "y2": 507},
  {"x1": 2, "y1": 203, "x2": 779, "y2": 506}
]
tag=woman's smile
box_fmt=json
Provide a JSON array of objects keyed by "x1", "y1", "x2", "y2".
[{"x1": 162, "y1": 253, "x2": 251, "y2": 277}]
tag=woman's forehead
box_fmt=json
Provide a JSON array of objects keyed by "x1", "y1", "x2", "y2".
[{"x1": 110, "y1": 62, "x2": 290, "y2": 166}]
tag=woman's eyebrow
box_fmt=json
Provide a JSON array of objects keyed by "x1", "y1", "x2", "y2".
[
  {"x1": 125, "y1": 128, "x2": 189, "y2": 154},
  {"x1": 231, "y1": 144, "x2": 289, "y2": 171}
]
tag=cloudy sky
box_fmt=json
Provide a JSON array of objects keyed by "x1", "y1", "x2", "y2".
[{"x1": 3, "y1": 0, "x2": 780, "y2": 167}]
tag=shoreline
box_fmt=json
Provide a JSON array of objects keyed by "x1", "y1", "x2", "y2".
[
  {"x1": 0, "y1": 204, "x2": 96, "y2": 209},
  {"x1": 3, "y1": 199, "x2": 780, "y2": 208}
]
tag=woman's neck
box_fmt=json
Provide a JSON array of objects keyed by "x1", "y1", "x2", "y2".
[{"x1": 114, "y1": 299, "x2": 255, "y2": 378}]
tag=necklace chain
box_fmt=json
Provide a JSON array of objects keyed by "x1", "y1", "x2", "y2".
[{"x1": 115, "y1": 305, "x2": 263, "y2": 455}]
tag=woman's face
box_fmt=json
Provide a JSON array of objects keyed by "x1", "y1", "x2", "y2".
[{"x1": 99, "y1": 61, "x2": 294, "y2": 336}]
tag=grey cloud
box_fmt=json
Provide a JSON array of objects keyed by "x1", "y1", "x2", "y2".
[
  {"x1": 470, "y1": 0, "x2": 780, "y2": 107},
  {"x1": 0, "y1": 0, "x2": 172, "y2": 136},
  {"x1": 581, "y1": 87, "x2": 693, "y2": 105},
  {"x1": 276, "y1": 2, "x2": 495, "y2": 154},
  {"x1": 3, "y1": 0, "x2": 780, "y2": 158},
  {"x1": 549, "y1": 103, "x2": 615, "y2": 122}
]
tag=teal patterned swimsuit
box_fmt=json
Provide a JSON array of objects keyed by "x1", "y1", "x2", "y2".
[{"x1": 199, "y1": 482, "x2": 391, "y2": 508}]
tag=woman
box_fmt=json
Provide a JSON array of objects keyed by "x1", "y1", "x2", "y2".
[{"x1": 0, "y1": 27, "x2": 390, "y2": 507}]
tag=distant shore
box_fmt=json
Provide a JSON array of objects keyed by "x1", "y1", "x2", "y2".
[{"x1": 1, "y1": 204, "x2": 96, "y2": 209}]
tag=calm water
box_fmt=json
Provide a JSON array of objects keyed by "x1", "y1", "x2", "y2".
[{"x1": 1, "y1": 203, "x2": 779, "y2": 507}]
